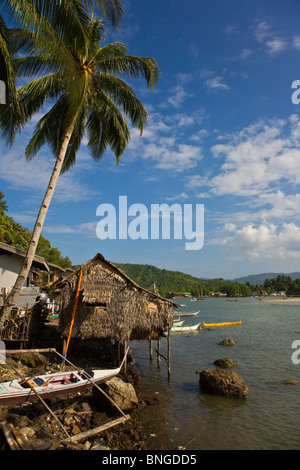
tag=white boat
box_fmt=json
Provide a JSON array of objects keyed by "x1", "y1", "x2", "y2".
[
  {"x1": 0, "y1": 353, "x2": 128, "y2": 406},
  {"x1": 170, "y1": 322, "x2": 201, "y2": 332},
  {"x1": 172, "y1": 320, "x2": 184, "y2": 326},
  {"x1": 174, "y1": 310, "x2": 200, "y2": 317}
]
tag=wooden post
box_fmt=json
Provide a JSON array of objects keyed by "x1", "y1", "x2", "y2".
[
  {"x1": 157, "y1": 339, "x2": 161, "y2": 369},
  {"x1": 123, "y1": 340, "x2": 127, "y2": 375},
  {"x1": 116, "y1": 341, "x2": 120, "y2": 365},
  {"x1": 167, "y1": 328, "x2": 171, "y2": 380},
  {"x1": 149, "y1": 339, "x2": 153, "y2": 361}
]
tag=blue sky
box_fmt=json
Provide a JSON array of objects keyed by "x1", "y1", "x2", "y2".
[{"x1": 2, "y1": 0, "x2": 300, "y2": 279}]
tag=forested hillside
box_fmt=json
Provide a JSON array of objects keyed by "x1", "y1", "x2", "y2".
[{"x1": 115, "y1": 263, "x2": 252, "y2": 298}]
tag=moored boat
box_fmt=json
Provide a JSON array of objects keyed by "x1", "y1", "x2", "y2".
[
  {"x1": 174, "y1": 310, "x2": 200, "y2": 317},
  {"x1": 172, "y1": 319, "x2": 185, "y2": 326},
  {"x1": 203, "y1": 318, "x2": 242, "y2": 327},
  {"x1": 0, "y1": 353, "x2": 128, "y2": 406},
  {"x1": 170, "y1": 322, "x2": 201, "y2": 332}
]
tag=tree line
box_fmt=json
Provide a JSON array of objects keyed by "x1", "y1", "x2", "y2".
[{"x1": 263, "y1": 275, "x2": 300, "y2": 296}]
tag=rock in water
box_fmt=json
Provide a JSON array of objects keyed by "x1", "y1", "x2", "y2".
[
  {"x1": 199, "y1": 368, "x2": 249, "y2": 398},
  {"x1": 213, "y1": 358, "x2": 238, "y2": 368},
  {"x1": 219, "y1": 337, "x2": 235, "y2": 346}
]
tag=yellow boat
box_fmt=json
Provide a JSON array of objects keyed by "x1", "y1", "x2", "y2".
[{"x1": 203, "y1": 318, "x2": 242, "y2": 327}]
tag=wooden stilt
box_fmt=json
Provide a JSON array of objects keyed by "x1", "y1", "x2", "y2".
[
  {"x1": 117, "y1": 341, "x2": 120, "y2": 365},
  {"x1": 123, "y1": 340, "x2": 127, "y2": 375},
  {"x1": 149, "y1": 339, "x2": 153, "y2": 361},
  {"x1": 167, "y1": 328, "x2": 171, "y2": 380},
  {"x1": 157, "y1": 339, "x2": 161, "y2": 368}
]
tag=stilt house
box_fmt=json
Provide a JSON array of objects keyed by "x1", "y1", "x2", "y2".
[{"x1": 49, "y1": 254, "x2": 177, "y2": 342}]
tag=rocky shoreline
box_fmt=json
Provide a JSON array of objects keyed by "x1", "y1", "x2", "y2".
[{"x1": 0, "y1": 339, "x2": 164, "y2": 451}]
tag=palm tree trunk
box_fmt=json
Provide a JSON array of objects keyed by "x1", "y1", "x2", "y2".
[{"x1": 0, "y1": 122, "x2": 76, "y2": 329}]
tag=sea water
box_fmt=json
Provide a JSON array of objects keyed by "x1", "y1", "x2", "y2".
[{"x1": 131, "y1": 297, "x2": 300, "y2": 450}]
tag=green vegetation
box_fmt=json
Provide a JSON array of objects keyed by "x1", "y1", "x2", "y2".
[
  {"x1": 0, "y1": 191, "x2": 72, "y2": 269},
  {"x1": 115, "y1": 263, "x2": 253, "y2": 298},
  {"x1": 263, "y1": 275, "x2": 300, "y2": 296}
]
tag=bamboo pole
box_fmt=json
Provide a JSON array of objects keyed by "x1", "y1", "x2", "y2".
[
  {"x1": 149, "y1": 339, "x2": 153, "y2": 361},
  {"x1": 167, "y1": 328, "x2": 171, "y2": 380},
  {"x1": 61, "y1": 415, "x2": 130, "y2": 445},
  {"x1": 157, "y1": 339, "x2": 161, "y2": 368},
  {"x1": 62, "y1": 267, "x2": 82, "y2": 365},
  {"x1": 123, "y1": 340, "x2": 127, "y2": 375}
]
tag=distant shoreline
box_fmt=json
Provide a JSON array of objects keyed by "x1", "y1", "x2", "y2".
[{"x1": 260, "y1": 297, "x2": 300, "y2": 303}]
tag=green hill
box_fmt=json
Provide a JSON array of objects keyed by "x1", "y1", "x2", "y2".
[{"x1": 115, "y1": 263, "x2": 252, "y2": 298}]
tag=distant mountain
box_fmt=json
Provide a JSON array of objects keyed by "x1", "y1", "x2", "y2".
[{"x1": 233, "y1": 272, "x2": 300, "y2": 285}]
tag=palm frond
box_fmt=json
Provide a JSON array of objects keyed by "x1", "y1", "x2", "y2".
[
  {"x1": 96, "y1": 55, "x2": 160, "y2": 89},
  {"x1": 88, "y1": 90, "x2": 130, "y2": 162},
  {"x1": 85, "y1": 0, "x2": 124, "y2": 28},
  {"x1": 96, "y1": 73, "x2": 149, "y2": 134}
]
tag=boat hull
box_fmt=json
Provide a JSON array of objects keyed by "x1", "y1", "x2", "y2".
[
  {"x1": 170, "y1": 322, "x2": 201, "y2": 332},
  {"x1": 0, "y1": 368, "x2": 121, "y2": 406},
  {"x1": 203, "y1": 320, "x2": 241, "y2": 327}
]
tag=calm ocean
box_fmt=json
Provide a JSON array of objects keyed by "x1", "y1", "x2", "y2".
[{"x1": 131, "y1": 297, "x2": 300, "y2": 450}]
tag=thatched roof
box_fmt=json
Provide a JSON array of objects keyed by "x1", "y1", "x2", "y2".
[{"x1": 49, "y1": 254, "x2": 177, "y2": 341}]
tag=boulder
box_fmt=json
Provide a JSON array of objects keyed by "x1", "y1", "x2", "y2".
[
  {"x1": 93, "y1": 377, "x2": 138, "y2": 413},
  {"x1": 199, "y1": 368, "x2": 249, "y2": 398},
  {"x1": 16, "y1": 352, "x2": 48, "y2": 368},
  {"x1": 219, "y1": 337, "x2": 235, "y2": 346},
  {"x1": 213, "y1": 358, "x2": 238, "y2": 368}
]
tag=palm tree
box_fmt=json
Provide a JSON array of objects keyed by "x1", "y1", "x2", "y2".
[
  {"x1": 0, "y1": 12, "x2": 159, "y2": 327},
  {"x1": 1, "y1": 0, "x2": 124, "y2": 109}
]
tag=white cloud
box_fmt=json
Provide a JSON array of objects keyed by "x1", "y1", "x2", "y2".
[
  {"x1": 206, "y1": 76, "x2": 229, "y2": 91},
  {"x1": 161, "y1": 84, "x2": 192, "y2": 109},
  {"x1": 221, "y1": 223, "x2": 300, "y2": 260},
  {"x1": 142, "y1": 142, "x2": 203, "y2": 171},
  {"x1": 207, "y1": 117, "x2": 300, "y2": 197},
  {"x1": 43, "y1": 221, "x2": 97, "y2": 235},
  {"x1": 126, "y1": 111, "x2": 204, "y2": 172},
  {"x1": 265, "y1": 38, "x2": 288, "y2": 55},
  {"x1": 293, "y1": 35, "x2": 300, "y2": 51},
  {"x1": 253, "y1": 19, "x2": 288, "y2": 55},
  {"x1": 0, "y1": 143, "x2": 97, "y2": 203}
]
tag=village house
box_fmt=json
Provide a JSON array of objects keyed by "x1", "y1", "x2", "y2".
[{"x1": 48, "y1": 253, "x2": 177, "y2": 344}]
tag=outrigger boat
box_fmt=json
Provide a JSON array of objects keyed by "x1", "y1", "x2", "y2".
[
  {"x1": 174, "y1": 310, "x2": 200, "y2": 317},
  {"x1": 203, "y1": 318, "x2": 242, "y2": 328},
  {"x1": 172, "y1": 319, "x2": 185, "y2": 326},
  {"x1": 170, "y1": 322, "x2": 201, "y2": 332},
  {"x1": 0, "y1": 351, "x2": 128, "y2": 406}
]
